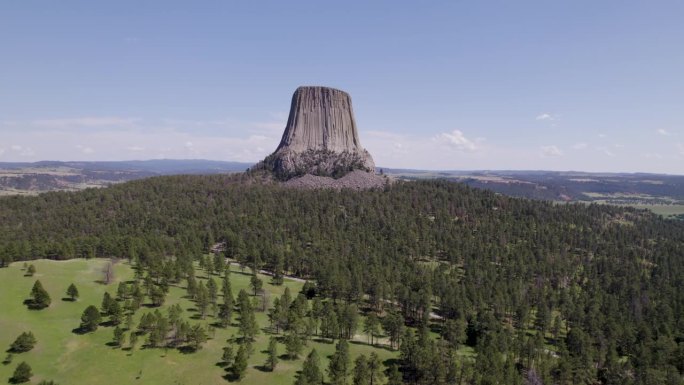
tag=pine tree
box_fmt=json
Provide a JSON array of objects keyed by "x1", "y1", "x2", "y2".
[
  {"x1": 12, "y1": 361, "x2": 32, "y2": 383},
  {"x1": 328, "y1": 339, "x2": 351, "y2": 385},
  {"x1": 364, "y1": 313, "x2": 380, "y2": 345},
  {"x1": 26, "y1": 264, "x2": 36, "y2": 276},
  {"x1": 222, "y1": 344, "x2": 235, "y2": 366},
  {"x1": 101, "y1": 292, "x2": 115, "y2": 315},
  {"x1": 233, "y1": 344, "x2": 248, "y2": 380},
  {"x1": 108, "y1": 300, "x2": 123, "y2": 325},
  {"x1": 353, "y1": 354, "x2": 370, "y2": 385},
  {"x1": 195, "y1": 281, "x2": 209, "y2": 318},
  {"x1": 188, "y1": 324, "x2": 208, "y2": 351},
  {"x1": 29, "y1": 280, "x2": 51, "y2": 309},
  {"x1": 368, "y1": 352, "x2": 384, "y2": 385},
  {"x1": 9, "y1": 332, "x2": 36, "y2": 353},
  {"x1": 266, "y1": 336, "x2": 278, "y2": 371},
  {"x1": 116, "y1": 282, "x2": 128, "y2": 300},
  {"x1": 386, "y1": 364, "x2": 403, "y2": 385},
  {"x1": 129, "y1": 331, "x2": 139, "y2": 351},
  {"x1": 66, "y1": 283, "x2": 79, "y2": 301},
  {"x1": 80, "y1": 305, "x2": 102, "y2": 332},
  {"x1": 285, "y1": 332, "x2": 303, "y2": 359},
  {"x1": 297, "y1": 349, "x2": 324, "y2": 385},
  {"x1": 238, "y1": 290, "x2": 259, "y2": 341},
  {"x1": 112, "y1": 326, "x2": 125, "y2": 347},
  {"x1": 250, "y1": 273, "x2": 263, "y2": 296},
  {"x1": 207, "y1": 277, "x2": 218, "y2": 305}
]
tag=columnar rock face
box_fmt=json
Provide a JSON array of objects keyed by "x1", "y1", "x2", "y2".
[{"x1": 263, "y1": 86, "x2": 375, "y2": 179}]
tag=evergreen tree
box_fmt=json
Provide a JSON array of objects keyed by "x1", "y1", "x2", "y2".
[
  {"x1": 112, "y1": 326, "x2": 125, "y2": 347},
  {"x1": 80, "y1": 305, "x2": 102, "y2": 332},
  {"x1": 238, "y1": 290, "x2": 259, "y2": 341},
  {"x1": 328, "y1": 339, "x2": 351, "y2": 385},
  {"x1": 195, "y1": 281, "x2": 209, "y2": 318},
  {"x1": 297, "y1": 349, "x2": 324, "y2": 385},
  {"x1": 207, "y1": 277, "x2": 218, "y2": 305},
  {"x1": 29, "y1": 280, "x2": 51, "y2": 309},
  {"x1": 213, "y1": 253, "x2": 224, "y2": 273},
  {"x1": 353, "y1": 354, "x2": 370, "y2": 385},
  {"x1": 129, "y1": 331, "x2": 139, "y2": 351},
  {"x1": 26, "y1": 264, "x2": 36, "y2": 276},
  {"x1": 188, "y1": 324, "x2": 208, "y2": 351},
  {"x1": 368, "y1": 352, "x2": 384, "y2": 385},
  {"x1": 233, "y1": 344, "x2": 248, "y2": 380},
  {"x1": 386, "y1": 364, "x2": 403, "y2": 385},
  {"x1": 66, "y1": 283, "x2": 79, "y2": 301},
  {"x1": 108, "y1": 300, "x2": 123, "y2": 325},
  {"x1": 116, "y1": 282, "x2": 128, "y2": 300},
  {"x1": 266, "y1": 336, "x2": 278, "y2": 371},
  {"x1": 363, "y1": 313, "x2": 380, "y2": 345},
  {"x1": 219, "y1": 274, "x2": 234, "y2": 328},
  {"x1": 250, "y1": 273, "x2": 263, "y2": 296},
  {"x1": 9, "y1": 332, "x2": 36, "y2": 353},
  {"x1": 285, "y1": 332, "x2": 304, "y2": 359},
  {"x1": 101, "y1": 292, "x2": 115, "y2": 315},
  {"x1": 222, "y1": 344, "x2": 235, "y2": 366},
  {"x1": 12, "y1": 361, "x2": 32, "y2": 383},
  {"x1": 149, "y1": 285, "x2": 166, "y2": 307}
]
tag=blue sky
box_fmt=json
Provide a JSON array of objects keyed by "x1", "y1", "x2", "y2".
[{"x1": 1, "y1": 1, "x2": 683, "y2": 173}]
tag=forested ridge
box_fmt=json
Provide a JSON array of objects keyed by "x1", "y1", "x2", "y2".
[{"x1": 1, "y1": 174, "x2": 683, "y2": 384}]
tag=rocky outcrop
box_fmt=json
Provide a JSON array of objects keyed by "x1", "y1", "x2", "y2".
[
  {"x1": 282, "y1": 170, "x2": 389, "y2": 190},
  {"x1": 260, "y1": 86, "x2": 375, "y2": 179}
]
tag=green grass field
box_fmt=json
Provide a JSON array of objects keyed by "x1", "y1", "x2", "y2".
[{"x1": 0, "y1": 259, "x2": 398, "y2": 385}]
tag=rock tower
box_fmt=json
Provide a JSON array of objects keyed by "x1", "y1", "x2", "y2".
[{"x1": 262, "y1": 86, "x2": 375, "y2": 179}]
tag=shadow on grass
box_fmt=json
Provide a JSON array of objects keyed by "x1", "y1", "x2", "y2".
[
  {"x1": 254, "y1": 365, "x2": 274, "y2": 373},
  {"x1": 382, "y1": 357, "x2": 401, "y2": 368},
  {"x1": 222, "y1": 372, "x2": 241, "y2": 382},
  {"x1": 178, "y1": 346, "x2": 199, "y2": 355},
  {"x1": 22, "y1": 299, "x2": 48, "y2": 311},
  {"x1": 61, "y1": 297, "x2": 77, "y2": 302},
  {"x1": 71, "y1": 326, "x2": 94, "y2": 335},
  {"x1": 349, "y1": 340, "x2": 397, "y2": 352},
  {"x1": 312, "y1": 337, "x2": 334, "y2": 344}
]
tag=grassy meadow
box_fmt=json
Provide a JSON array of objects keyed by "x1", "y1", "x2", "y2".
[{"x1": 0, "y1": 259, "x2": 398, "y2": 385}]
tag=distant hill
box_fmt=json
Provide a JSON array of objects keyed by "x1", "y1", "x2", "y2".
[
  {"x1": 0, "y1": 159, "x2": 253, "y2": 195},
  {"x1": 2, "y1": 160, "x2": 683, "y2": 218},
  {"x1": 381, "y1": 168, "x2": 684, "y2": 219}
]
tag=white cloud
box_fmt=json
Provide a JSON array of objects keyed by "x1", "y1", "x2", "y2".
[
  {"x1": 9, "y1": 145, "x2": 35, "y2": 157},
  {"x1": 535, "y1": 113, "x2": 554, "y2": 121},
  {"x1": 31, "y1": 117, "x2": 139, "y2": 129},
  {"x1": 657, "y1": 129, "x2": 670, "y2": 136},
  {"x1": 678, "y1": 143, "x2": 684, "y2": 155},
  {"x1": 643, "y1": 153, "x2": 663, "y2": 159},
  {"x1": 596, "y1": 146, "x2": 615, "y2": 157},
  {"x1": 541, "y1": 145, "x2": 563, "y2": 157},
  {"x1": 436, "y1": 130, "x2": 479, "y2": 152},
  {"x1": 572, "y1": 142, "x2": 588, "y2": 150},
  {"x1": 76, "y1": 145, "x2": 95, "y2": 154},
  {"x1": 598, "y1": 133, "x2": 607, "y2": 138}
]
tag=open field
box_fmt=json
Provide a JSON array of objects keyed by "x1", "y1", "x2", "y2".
[
  {"x1": 0, "y1": 259, "x2": 398, "y2": 385},
  {"x1": 629, "y1": 204, "x2": 684, "y2": 218}
]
